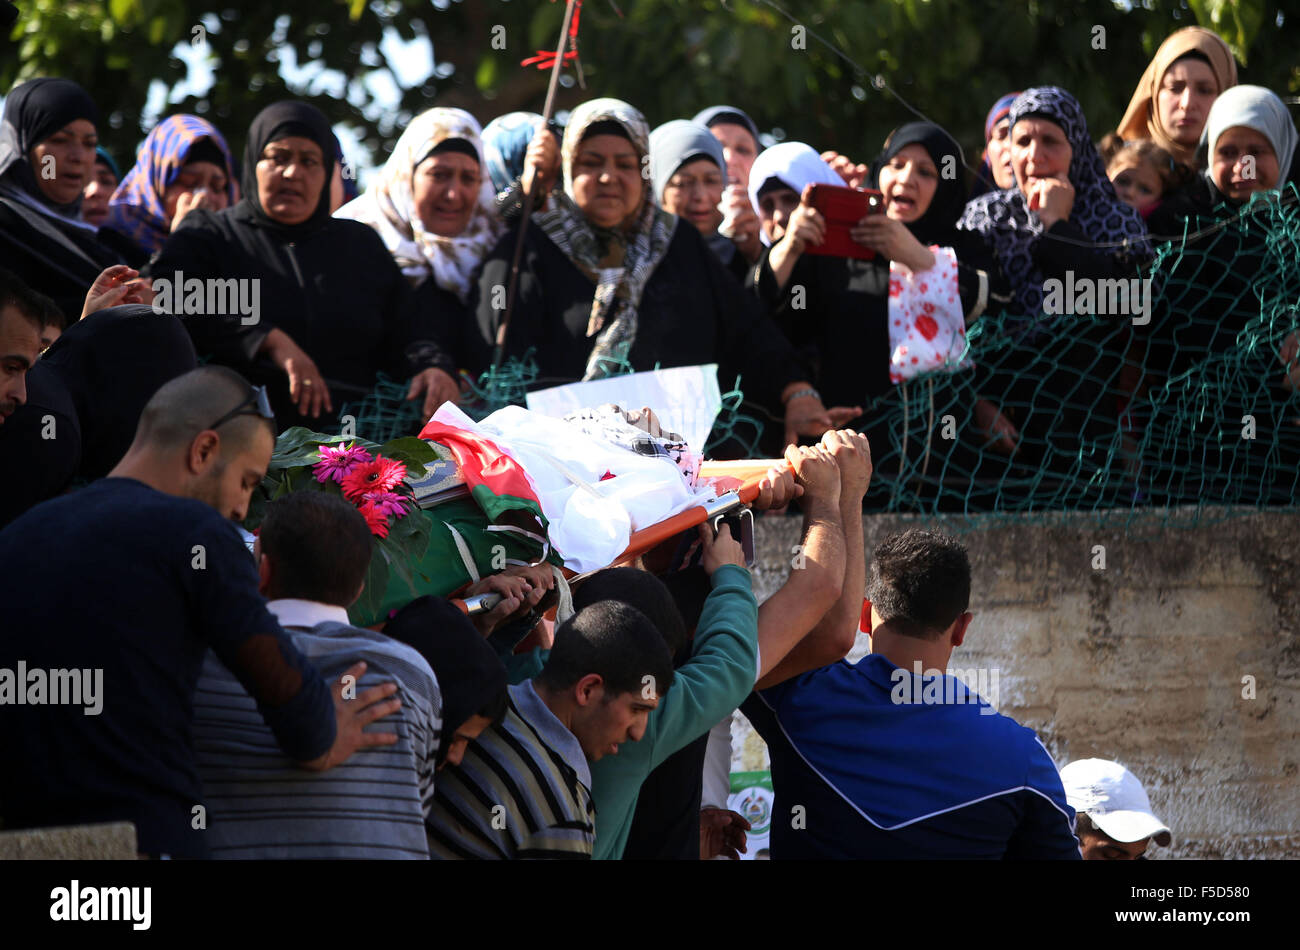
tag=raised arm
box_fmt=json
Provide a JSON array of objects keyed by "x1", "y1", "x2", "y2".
[
  {"x1": 755, "y1": 429, "x2": 871, "y2": 690},
  {"x1": 751, "y1": 443, "x2": 847, "y2": 689}
]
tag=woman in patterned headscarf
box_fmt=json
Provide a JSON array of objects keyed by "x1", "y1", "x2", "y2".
[
  {"x1": 959, "y1": 86, "x2": 1151, "y2": 324},
  {"x1": 473, "y1": 97, "x2": 850, "y2": 448},
  {"x1": 338, "y1": 107, "x2": 502, "y2": 299},
  {"x1": 101, "y1": 114, "x2": 236, "y2": 266},
  {"x1": 957, "y1": 87, "x2": 1152, "y2": 480}
]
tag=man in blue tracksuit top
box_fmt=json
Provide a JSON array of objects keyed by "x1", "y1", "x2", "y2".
[{"x1": 742, "y1": 528, "x2": 1080, "y2": 859}]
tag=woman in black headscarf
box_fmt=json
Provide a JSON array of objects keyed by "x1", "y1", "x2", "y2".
[
  {"x1": 145, "y1": 101, "x2": 452, "y2": 431},
  {"x1": 0, "y1": 78, "x2": 124, "y2": 320},
  {"x1": 750, "y1": 125, "x2": 1011, "y2": 487},
  {"x1": 0, "y1": 303, "x2": 197, "y2": 527}
]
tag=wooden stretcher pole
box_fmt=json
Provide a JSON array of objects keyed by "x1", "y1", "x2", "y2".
[{"x1": 491, "y1": 0, "x2": 580, "y2": 373}]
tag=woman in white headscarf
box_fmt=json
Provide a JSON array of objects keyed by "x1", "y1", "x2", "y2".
[
  {"x1": 338, "y1": 107, "x2": 505, "y2": 407},
  {"x1": 1140, "y1": 85, "x2": 1300, "y2": 504},
  {"x1": 472, "y1": 97, "x2": 854, "y2": 448}
]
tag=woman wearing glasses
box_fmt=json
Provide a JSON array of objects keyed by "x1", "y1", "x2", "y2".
[{"x1": 145, "y1": 101, "x2": 451, "y2": 431}]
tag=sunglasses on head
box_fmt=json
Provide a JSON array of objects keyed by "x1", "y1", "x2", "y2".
[{"x1": 207, "y1": 385, "x2": 274, "y2": 432}]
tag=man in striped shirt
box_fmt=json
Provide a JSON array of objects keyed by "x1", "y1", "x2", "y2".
[
  {"x1": 194, "y1": 492, "x2": 443, "y2": 859},
  {"x1": 427, "y1": 600, "x2": 676, "y2": 859}
]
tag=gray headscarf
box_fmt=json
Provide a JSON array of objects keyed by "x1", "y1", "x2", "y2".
[
  {"x1": 649, "y1": 119, "x2": 728, "y2": 207},
  {"x1": 1201, "y1": 85, "x2": 1297, "y2": 194}
]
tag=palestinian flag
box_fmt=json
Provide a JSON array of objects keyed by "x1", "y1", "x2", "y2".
[{"x1": 419, "y1": 406, "x2": 548, "y2": 535}]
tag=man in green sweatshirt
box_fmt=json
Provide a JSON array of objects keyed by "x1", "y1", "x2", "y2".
[{"x1": 495, "y1": 436, "x2": 865, "y2": 859}]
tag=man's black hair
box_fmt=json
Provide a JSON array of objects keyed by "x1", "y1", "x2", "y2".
[
  {"x1": 259, "y1": 491, "x2": 373, "y2": 607},
  {"x1": 536, "y1": 600, "x2": 675, "y2": 699},
  {"x1": 866, "y1": 529, "x2": 971, "y2": 640},
  {"x1": 573, "y1": 567, "x2": 689, "y2": 657},
  {"x1": 0, "y1": 266, "x2": 49, "y2": 333},
  {"x1": 135, "y1": 364, "x2": 272, "y2": 452},
  {"x1": 660, "y1": 564, "x2": 712, "y2": 636}
]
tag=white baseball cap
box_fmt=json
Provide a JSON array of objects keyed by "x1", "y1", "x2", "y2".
[{"x1": 1061, "y1": 759, "x2": 1172, "y2": 846}]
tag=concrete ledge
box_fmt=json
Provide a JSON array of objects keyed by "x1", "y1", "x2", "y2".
[
  {"x1": 0, "y1": 822, "x2": 137, "y2": 860},
  {"x1": 742, "y1": 506, "x2": 1300, "y2": 859}
]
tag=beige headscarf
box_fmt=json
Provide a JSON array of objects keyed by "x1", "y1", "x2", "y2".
[
  {"x1": 532, "y1": 98, "x2": 677, "y2": 380},
  {"x1": 1116, "y1": 26, "x2": 1238, "y2": 168},
  {"x1": 335, "y1": 107, "x2": 502, "y2": 302}
]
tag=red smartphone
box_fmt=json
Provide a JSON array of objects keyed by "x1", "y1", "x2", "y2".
[{"x1": 805, "y1": 184, "x2": 885, "y2": 261}]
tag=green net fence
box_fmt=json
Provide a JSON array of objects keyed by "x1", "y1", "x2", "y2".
[
  {"x1": 859, "y1": 185, "x2": 1300, "y2": 530},
  {"x1": 346, "y1": 184, "x2": 1300, "y2": 529}
]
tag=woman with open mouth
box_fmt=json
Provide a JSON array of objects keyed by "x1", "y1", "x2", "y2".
[{"x1": 0, "y1": 77, "x2": 125, "y2": 321}]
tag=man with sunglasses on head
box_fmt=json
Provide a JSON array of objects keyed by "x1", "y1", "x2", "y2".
[{"x1": 0, "y1": 365, "x2": 402, "y2": 858}]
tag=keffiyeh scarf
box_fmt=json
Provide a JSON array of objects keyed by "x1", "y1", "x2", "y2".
[{"x1": 533, "y1": 98, "x2": 677, "y2": 381}]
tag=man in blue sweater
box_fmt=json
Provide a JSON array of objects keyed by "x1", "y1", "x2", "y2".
[
  {"x1": 0, "y1": 366, "x2": 400, "y2": 857},
  {"x1": 742, "y1": 528, "x2": 1081, "y2": 859}
]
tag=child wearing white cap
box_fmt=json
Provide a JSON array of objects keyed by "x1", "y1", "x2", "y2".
[{"x1": 1061, "y1": 758, "x2": 1172, "y2": 860}]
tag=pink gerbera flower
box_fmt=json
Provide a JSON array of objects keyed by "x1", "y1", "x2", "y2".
[
  {"x1": 340, "y1": 455, "x2": 406, "y2": 501},
  {"x1": 314, "y1": 443, "x2": 373, "y2": 485},
  {"x1": 361, "y1": 491, "x2": 411, "y2": 519}
]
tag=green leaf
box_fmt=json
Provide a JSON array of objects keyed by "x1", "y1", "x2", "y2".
[
  {"x1": 475, "y1": 55, "x2": 498, "y2": 94},
  {"x1": 351, "y1": 552, "x2": 391, "y2": 627},
  {"x1": 109, "y1": 0, "x2": 138, "y2": 25},
  {"x1": 381, "y1": 536, "x2": 418, "y2": 594},
  {"x1": 348, "y1": 0, "x2": 367, "y2": 23},
  {"x1": 376, "y1": 436, "x2": 439, "y2": 475}
]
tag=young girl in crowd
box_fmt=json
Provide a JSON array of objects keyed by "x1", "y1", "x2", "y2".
[{"x1": 1102, "y1": 138, "x2": 1185, "y2": 219}]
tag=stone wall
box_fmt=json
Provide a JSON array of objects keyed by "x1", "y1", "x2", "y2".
[
  {"x1": 0, "y1": 822, "x2": 137, "y2": 860},
  {"x1": 736, "y1": 507, "x2": 1300, "y2": 859}
]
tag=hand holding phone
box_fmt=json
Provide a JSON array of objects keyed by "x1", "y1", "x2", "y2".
[{"x1": 804, "y1": 184, "x2": 885, "y2": 260}]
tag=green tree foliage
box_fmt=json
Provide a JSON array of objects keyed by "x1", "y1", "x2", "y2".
[{"x1": 3, "y1": 0, "x2": 1295, "y2": 176}]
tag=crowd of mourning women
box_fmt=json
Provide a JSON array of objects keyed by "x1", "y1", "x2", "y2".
[{"x1": 0, "y1": 26, "x2": 1290, "y2": 859}]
